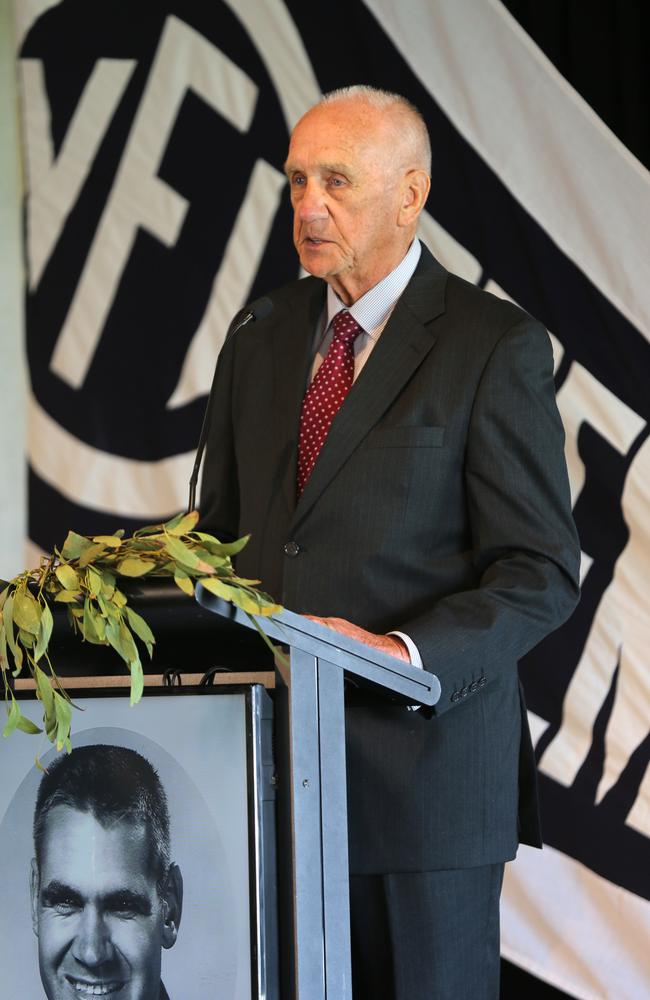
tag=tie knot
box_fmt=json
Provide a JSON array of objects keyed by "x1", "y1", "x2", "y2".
[{"x1": 332, "y1": 310, "x2": 362, "y2": 344}]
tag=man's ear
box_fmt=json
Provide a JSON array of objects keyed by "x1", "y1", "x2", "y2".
[
  {"x1": 161, "y1": 863, "x2": 183, "y2": 949},
  {"x1": 30, "y1": 858, "x2": 39, "y2": 937},
  {"x1": 397, "y1": 169, "x2": 431, "y2": 228}
]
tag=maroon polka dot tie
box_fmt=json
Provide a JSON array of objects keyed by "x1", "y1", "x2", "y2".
[{"x1": 297, "y1": 309, "x2": 363, "y2": 498}]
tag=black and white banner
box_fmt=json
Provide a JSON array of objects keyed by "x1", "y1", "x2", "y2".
[{"x1": 11, "y1": 1, "x2": 650, "y2": 996}]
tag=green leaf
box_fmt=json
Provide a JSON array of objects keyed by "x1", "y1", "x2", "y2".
[
  {"x1": 34, "y1": 604, "x2": 54, "y2": 660},
  {"x1": 53, "y1": 690, "x2": 72, "y2": 750},
  {"x1": 113, "y1": 589, "x2": 127, "y2": 608},
  {"x1": 2, "y1": 695, "x2": 21, "y2": 738},
  {"x1": 99, "y1": 570, "x2": 116, "y2": 599},
  {"x1": 97, "y1": 593, "x2": 119, "y2": 622},
  {"x1": 77, "y1": 543, "x2": 107, "y2": 568},
  {"x1": 34, "y1": 666, "x2": 56, "y2": 742},
  {"x1": 54, "y1": 590, "x2": 82, "y2": 603},
  {"x1": 105, "y1": 618, "x2": 137, "y2": 666},
  {"x1": 104, "y1": 618, "x2": 122, "y2": 659},
  {"x1": 208, "y1": 534, "x2": 250, "y2": 557},
  {"x1": 199, "y1": 576, "x2": 276, "y2": 615},
  {"x1": 82, "y1": 599, "x2": 107, "y2": 644},
  {"x1": 116, "y1": 557, "x2": 156, "y2": 577},
  {"x1": 192, "y1": 547, "x2": 228, "y2": 569},
  {"x1": 134, "y1": 523, "x2": 165, "y2": 537},
  {"x1": 55, "y1": 564, "x2": 80, "y2": 590},
  {"x1": 92, "y1": 535, "x2": 122, "y2": 548},
  {"x1": 165, "y1": 510, "x2": 199, "y2": 536},
  {"x1": 130, "y1": 657, "x2": 144, "y2": 706},
  {"x1": 163, "y1": 535, "x2": 205, "y2": 570},
  {"x1": 125, "y1": 607, "x2": 155, "y2": 658},
  {"x1": 17, "y1": 714, "x2": 42, "y2": 735},
  {"x1": 61, "y1": 531, "x2": 94, "y2": 560},
  {"x1": 35, "y1": 664, "x2": 55, "y2": 718},
  {"x1": 86, "y1": 566, "x2": 102, "y2": 599},
  {"x1": 198, "y1": 577, "x2": 236, "y2": 601},
  {"x1": 3, "y1": 593, "x2": 24, "y2": 676},
  {"x1": 13, "y1": 589, "x2": 42, "y2": 635},
  {"x1": 0, "y1": 620, "x2": 7, "y2": 671},
  {"x1": 11, "y1": 643, "x2": 23, "y2": 676},
  {"x1": 34, "y1": 602, "x2": 54, "y2": 662},
  {"x1": 129, "y1": 539, "x2": 163, "y2": 553},
  {"x1": 119, "y1": 622, "x2": 138, "y2": 663},
  {"x1": 2, "y1": 593, "x2": 16, "y2": 655},
  {"x1": 173, "y1": 569, "x2": 194, "y2": 597},
  {"x1": 18, "y1": 628, "x2": 35, "y2": 648}
]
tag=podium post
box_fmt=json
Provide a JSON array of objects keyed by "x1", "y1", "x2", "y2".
[{"x1": 195, "y1": 588, "x2": 441, "y2": 1000}]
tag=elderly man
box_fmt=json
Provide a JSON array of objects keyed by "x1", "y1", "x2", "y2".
[
  {"x1": 30, "y1": 745, "x2": 183, "y2": 1000},
  {"x1": 200, "y1": 85, "x2": 579, "y2": 999}
]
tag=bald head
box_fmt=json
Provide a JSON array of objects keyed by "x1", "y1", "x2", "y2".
[
  {"x1": 285, "y1": 87, "x2": 431, "y2": 304},
  {"x1": 319, "y1": 85, "x2": 432, "y2": 175}
]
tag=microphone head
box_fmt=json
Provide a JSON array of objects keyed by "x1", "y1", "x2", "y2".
[{"x1": 248, "y1": 296, "x2": 273, "y2": 322}]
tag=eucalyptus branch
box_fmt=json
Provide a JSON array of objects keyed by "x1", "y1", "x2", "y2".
[{"x1": 0, "y1": 511, "x2": 281, "y2": 753}]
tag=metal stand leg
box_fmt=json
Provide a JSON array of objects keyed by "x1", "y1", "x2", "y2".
[
  {"x1": 287, "y1": 650, "x2": 352, "y2": 999},
  {"x1": 317, "y1": 658, "x2": 352, "y2": 1000}
]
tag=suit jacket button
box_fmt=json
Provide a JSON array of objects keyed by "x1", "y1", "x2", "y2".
[
  {"x1": 469, "y1": 680, "x2": 479, "y2": 693},
  {"x1": 451, "y1": 691, "x2": 461, "y2": 703},
  {"x1": 460, "y1": 685, "x2": 469, "y2": 698},
  {"x1": 284, "y1": 541, "x2": 301, "y2": 557},
  {"x1": 478, "y1": 676, "x2": 487, "y2": 687}
]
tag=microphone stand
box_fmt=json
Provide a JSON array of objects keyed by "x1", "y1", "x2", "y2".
[{"x1": 186, "y1": 297, "x2": 272, "y2": 513}]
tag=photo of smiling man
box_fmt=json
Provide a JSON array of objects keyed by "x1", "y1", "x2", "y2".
[{"x1": 29, "y1": 745, "x2": 183, "y2": 1000}]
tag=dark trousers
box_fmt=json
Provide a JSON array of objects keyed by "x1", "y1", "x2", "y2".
[{"x1": 349, "y1": 863, "x2": 504, "y2": 1000}]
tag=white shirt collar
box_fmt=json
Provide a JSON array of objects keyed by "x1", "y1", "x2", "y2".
[{"x1": 325, "y1": 238, "x2": 422, "y2": 337}]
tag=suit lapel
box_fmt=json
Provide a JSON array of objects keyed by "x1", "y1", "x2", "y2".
[
  {"x1": 291, "y1": 248, "x2": 448, "y2": 529},
  {"x1": 271, "y1": 278, "x2": 325, "y2": 515}
]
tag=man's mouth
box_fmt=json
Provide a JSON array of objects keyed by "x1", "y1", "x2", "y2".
[
  {"x1": 66, "y1": 975, "x2": 125, "y2": 996},
  {"x1": 303, "y1": 236, "x2": 328, "y2": 246}
]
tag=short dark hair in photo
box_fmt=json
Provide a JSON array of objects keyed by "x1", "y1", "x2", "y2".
[{"x1": 33, "y1": 744, "x2": 171, "y2": 892}]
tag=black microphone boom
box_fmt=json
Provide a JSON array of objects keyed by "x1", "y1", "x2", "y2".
[{"x1": 187, "y1": 296, "x2": 273, "y2": 514}]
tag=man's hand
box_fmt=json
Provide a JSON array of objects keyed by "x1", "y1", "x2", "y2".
[{"x1": 304, "y1": 616, "x2": 410, "y2": 661}]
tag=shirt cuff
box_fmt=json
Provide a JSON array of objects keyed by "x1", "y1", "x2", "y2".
[{"x1": 388, "y1": 631, "x2": 423, "y2": 669}]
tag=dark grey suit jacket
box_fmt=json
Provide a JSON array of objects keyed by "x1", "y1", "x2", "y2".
[{"x1": 200, "y1": 245, "x2": 580, "y2": 874}]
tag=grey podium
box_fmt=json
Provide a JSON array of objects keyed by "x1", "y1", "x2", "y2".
[{"x1": 196, "y1": 587, "x2": 441, "y2": 1000}]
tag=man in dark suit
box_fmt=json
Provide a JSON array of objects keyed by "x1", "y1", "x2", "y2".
[{"x1": 200, "y1": 85, "x2": 580, "y2": 999}]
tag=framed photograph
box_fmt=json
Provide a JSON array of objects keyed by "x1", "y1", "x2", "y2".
[{"x1": 0, "y1": 684, "x2": 277, "y2": 1000}]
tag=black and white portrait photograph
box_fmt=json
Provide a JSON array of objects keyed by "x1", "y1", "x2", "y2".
[{"x1": 0, "y1": 692, "x2": 254, "y2": 1000}]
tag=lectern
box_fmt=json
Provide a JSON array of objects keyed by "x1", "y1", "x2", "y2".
[{"x1": 195, "y1": 586, "x2": 441, "y2": 1000}]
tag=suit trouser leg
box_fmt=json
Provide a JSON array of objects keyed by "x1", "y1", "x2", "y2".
[{"x1": 349, "y1": 863, "x2": 504, "y2": 1000}]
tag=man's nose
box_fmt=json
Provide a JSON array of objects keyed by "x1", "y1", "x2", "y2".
[
  {"x1": 72, "y1": 907, "x2": 114, "y2": 967},
  {"x1": 296, "y1": 180, "x2": 328, "y2": 223}
]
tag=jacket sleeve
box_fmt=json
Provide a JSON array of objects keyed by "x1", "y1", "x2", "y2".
[
  {"x1": 197, "y1": 336, "x2": 241, "y2": 544},
  {"x1": 403, "y1": 318, "x2": 580, "y2": 715}
]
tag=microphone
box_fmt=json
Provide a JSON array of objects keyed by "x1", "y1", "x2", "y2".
[{"x1": 187, "y1": 296, "x2": 273, "y2": 514}]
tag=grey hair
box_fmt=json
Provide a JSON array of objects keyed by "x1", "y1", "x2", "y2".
[{"x1": 319, "y1": 85, "x2": 432, "y2": 174}]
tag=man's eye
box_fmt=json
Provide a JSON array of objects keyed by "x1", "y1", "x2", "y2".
[
  {"x1": 52, "y1": 898, "x2": 81, "y2": 914},
  {"x1": 106, "y1": 895, "x2": 150, "y2": 918},
  {"x1": 291, "y1": 174, "x2": 306, "y2": 186},
  {"x1": 329, "y1": 177, "x2": 345, "y2": 188}
]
